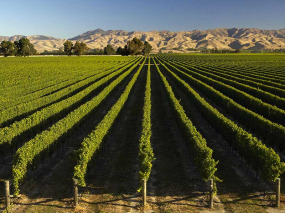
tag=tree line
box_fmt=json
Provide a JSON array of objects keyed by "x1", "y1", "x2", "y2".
[
  {"x1": 0, "y1": 38, "x2": 37, "y2": 57},
  {"x1": 63, "y1": 37, "x2": 152, "y2": 56},
  {"x1": 0, "y1": 37, "x2": 152, "y2": 57}
]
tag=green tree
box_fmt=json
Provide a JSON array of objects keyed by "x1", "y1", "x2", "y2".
[
  {"x1": 123, "y1": 45, "x2": 130, "y2": 56},
  {"x1": 116, "y1": 46, "x2": 124, "y2": 55},
  {"x1": 63, "y1": 40, "x2": 74, "y2": 56},
  {"x1": 142, "y1": 41, "x2": 152, "y2": 55},
  {"x1": 116, "y1": 45, "x2": 130, "y2": 56},
  {"x1": 0, "y1": 41, "x2": 16, "y2": 57},
  {"x1": 127, "y1": 37, "x2": 144, "y2": 55},
  {"x1": 14, "y1": 38, "x2": 37, "y2": 56},
  {"x1": 73, "y1": 41, "x2": 88, "y2": 56},
  {"x1": 103, "y1": 44, "x2": 116, "y2": 55}
]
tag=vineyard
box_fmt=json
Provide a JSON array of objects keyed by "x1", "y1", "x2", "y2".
[{"x1": 0, "y1": 54, "x2": 285, "y2": 212}]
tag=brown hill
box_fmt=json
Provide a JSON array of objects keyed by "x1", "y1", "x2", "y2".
[{"x1": 1, "y1": 28, "x2": 285, "y2": 52}]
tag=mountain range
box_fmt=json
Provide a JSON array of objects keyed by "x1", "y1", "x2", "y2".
[{"x1": 1, "y1": 28, "x2": 285, "y2": 53}]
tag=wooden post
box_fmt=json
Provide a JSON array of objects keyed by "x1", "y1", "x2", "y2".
[
  {"x1": 209, "y1": 178, "x2": 214, "y2": 209},
  {"x1": 276, "y1": 178, "x2": 280, "y2": 208},
  {"x1": 73, "y1": 179, "x2": 79, "y2": 207},
  {"x1": 5, "y1": 180, "x2": 10, "y2": 210},
  {"x1": 142, "y1": 179, "x2": 147, "y2": 207}
]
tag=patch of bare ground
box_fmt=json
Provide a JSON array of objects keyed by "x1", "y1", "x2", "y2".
[{"x1": 160, "y1": 63, "x2": 285, "y2": 212}]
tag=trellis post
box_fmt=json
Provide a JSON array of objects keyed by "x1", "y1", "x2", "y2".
[{"x1": 73, "y1": 179, "x2": 79, "y2": 207}]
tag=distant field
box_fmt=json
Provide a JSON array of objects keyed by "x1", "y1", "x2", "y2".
[{"x1": 0, "y1": 54, "x2": 285, "y2": 212}]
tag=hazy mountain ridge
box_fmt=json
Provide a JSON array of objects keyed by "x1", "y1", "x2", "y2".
[{"x1": 1, "y1": 28, "x2": 285, "y2": 52}]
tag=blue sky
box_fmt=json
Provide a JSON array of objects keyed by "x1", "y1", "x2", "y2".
[{"x1": 0, "y1": 0, "x2": 284, "y2": 38}]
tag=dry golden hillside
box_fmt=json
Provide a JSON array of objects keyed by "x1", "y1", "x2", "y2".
[{"x1": 1, "y1": 28, "x2": 285, "y2": 52}]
